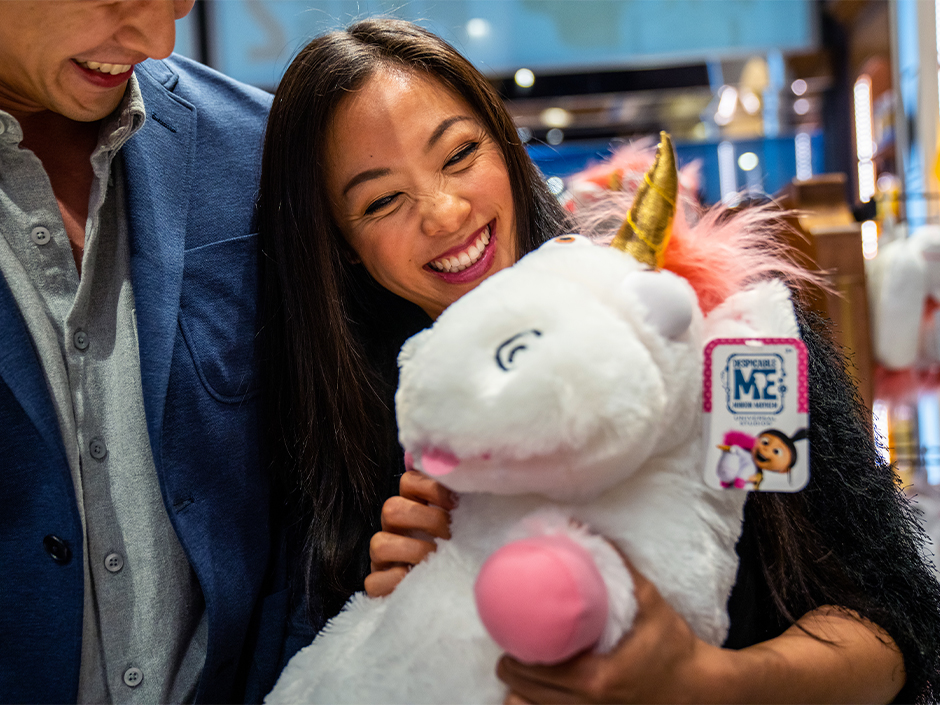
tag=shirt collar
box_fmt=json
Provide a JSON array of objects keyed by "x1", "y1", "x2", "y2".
[{"x1": 95, "y1": 72, "x2": 147, "y2": 158}]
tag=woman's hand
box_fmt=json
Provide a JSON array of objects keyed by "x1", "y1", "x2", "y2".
[
  {"x1": 497, "y1": 555, "x2": 905, "y2": 704},
  {"x1": 497, "y1": 556, "x2": 726, "y2": 704},
  {"x1": 363, "y1": 468, "x2": 457, "y2": 597}
]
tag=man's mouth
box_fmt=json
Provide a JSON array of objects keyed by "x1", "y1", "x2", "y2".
[
  {"x1": 428, "y1": 225, "x2": 491, "y2": 274},
  {"x1": 77, "y1": 60, "x2": 133, "y2": 76}
]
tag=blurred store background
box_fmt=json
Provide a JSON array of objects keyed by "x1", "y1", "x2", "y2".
[
  {"x1": 174, "y1": 0, "x2": 829, "y2": 203},
  {"x1": 174, "y1": 0, "x2": 940, "y2": 562}
]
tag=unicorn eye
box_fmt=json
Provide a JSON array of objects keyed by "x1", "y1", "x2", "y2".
[{"x1": 495, "y1": 329, "x2": 542, "y2": 371}]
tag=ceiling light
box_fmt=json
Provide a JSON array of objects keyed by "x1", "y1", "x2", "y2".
[
  {"x1": 540, "y1": 107, "x2": 572, "y2": 128},
  {"x1": 738, "y1": 152, "x2": 759, "y2": 171},
  {"x1": 514, "y1": 68, "x2": 535, "y2": 88},
  {"x1": 466, "y1": 18, "x2": 490, "y2": 38}
]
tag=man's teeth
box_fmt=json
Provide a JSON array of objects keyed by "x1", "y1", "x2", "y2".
[
  {"x1": 430, "y1": 227, "x2": 491, "y2": 273},
  {"x1": 80, "y1": 61, "x2": 132, "y2": 75}
]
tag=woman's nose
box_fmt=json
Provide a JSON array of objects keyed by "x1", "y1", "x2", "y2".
[{"x1": 419, "y1": 189, "x2": 471, "y2": 237}]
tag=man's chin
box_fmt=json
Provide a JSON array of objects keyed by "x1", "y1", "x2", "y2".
[{"x1": 61, "y1": 89, "x2": 126, "y2": 122}]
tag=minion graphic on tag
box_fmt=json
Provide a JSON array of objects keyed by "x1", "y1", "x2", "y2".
[{"x1": 703, "y1": 338, "x2": 809, "y2": 492}]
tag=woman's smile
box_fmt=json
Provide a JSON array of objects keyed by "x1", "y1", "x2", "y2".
[{"x1": 426, "y1": 221, "x2": 500, "y2": 285}]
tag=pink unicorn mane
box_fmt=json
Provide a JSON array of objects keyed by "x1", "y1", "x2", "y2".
[{"x1": 566, "y1": 142, "x2": 822, "y2": 313}]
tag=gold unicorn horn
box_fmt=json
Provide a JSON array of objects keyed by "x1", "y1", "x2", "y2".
[{"x1": 611, "y1": 131, "x2": 678, "y2": 268}]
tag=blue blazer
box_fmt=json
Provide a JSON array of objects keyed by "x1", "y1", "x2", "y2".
[{"x1": 0, "y1": 56, "x2": 289, "y2": 703}]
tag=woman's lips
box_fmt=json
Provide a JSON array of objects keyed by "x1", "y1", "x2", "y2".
[
  {"x1": 426, "y1": 222, "x2": 499, "y2": 285},
  {"x1": 428, "y1": 224, "x2": 491, "y2": 273}
]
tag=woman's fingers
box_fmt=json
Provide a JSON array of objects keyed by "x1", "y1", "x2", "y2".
[
  {"x1": 498, "y1": 658, "x2": 588, "y2": 704},
  {"x1": 364, "y1": 566, "x2": 409, "y2": 597},
  {"x1": 381, "y1": 494, "x2": 452, "y2": 540},
  {"x1": 369, "y1": 531, "x2": 437, "y2": 569},
  {"x1": 364, "y1": 467, "x2": 457, "y2": 598},
  {"x1": 399, "y1": 469, "x2": 458, "y2": 509}
]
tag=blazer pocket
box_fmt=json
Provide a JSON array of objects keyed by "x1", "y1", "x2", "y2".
[{"x1": 179, "y1": 233, "x2": 260, "y2": 403}]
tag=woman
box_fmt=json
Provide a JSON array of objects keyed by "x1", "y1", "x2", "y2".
[
  {"x1": 257, "y1": 18, "x2": 940, "y2": 703},
  {"x1": 257, "y1": 16, "x2": 568, "y2": 622}
]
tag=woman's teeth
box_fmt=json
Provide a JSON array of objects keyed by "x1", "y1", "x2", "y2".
[
  {"x1": 429, "y1": 226, "x2": 491, "y2": 273},
  {"x1": 80, "y1": 61, "x2": 132, "y2": 75}
]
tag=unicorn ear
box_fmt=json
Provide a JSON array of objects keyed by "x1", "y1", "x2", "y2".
[{"x1": 618, "y1": 270, "x2": 694, "y2": 339}]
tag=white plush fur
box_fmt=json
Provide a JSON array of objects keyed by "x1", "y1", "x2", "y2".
[
  {"x1": 867, "y1": 224, "x2": 940, "y2": 369},
  {"x1": 267, "y1": 236, "x2": 799, "y2": 705}
]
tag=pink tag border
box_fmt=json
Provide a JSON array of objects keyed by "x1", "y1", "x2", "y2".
[{"x1": 703, "y1": 338, "x2": 809, "y2": 414}]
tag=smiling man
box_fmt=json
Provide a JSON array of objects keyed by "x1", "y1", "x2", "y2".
[{"x1": 0, "y1": 2, "x2": 287, "y2": 702}]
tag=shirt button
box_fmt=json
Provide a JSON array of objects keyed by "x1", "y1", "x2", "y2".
[
  {"x1": 73, "y1": 329, "x2": 89, "y2": 351},
  {"x1": 123, "y1": 667, "x2": 143, "y2": 688},
  {"x1": 104, "y1": 552, "x2": 124, "y2": 573},
  {"x1": 30, "y1": 226, "x2": 50, "y2": 245},
  {"x1": 43, "y1": 535, "x2": 72, "y2": 564},
  {"x1": 89, "y1": 437, "x2": 108, "y2": 460}
]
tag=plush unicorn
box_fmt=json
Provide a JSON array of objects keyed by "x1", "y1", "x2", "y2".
[{"x1": 266, "y1": 135, "x2": 802, "y2": 705}]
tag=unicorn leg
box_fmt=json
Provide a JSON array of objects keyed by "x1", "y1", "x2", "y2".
[{"x1": 474, "y1": 519, "x2": 635, "y2": 664}]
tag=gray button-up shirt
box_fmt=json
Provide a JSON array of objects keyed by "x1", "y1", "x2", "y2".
[{"x1": 0, "y1": 76, "x2": 206, "y2": 703}]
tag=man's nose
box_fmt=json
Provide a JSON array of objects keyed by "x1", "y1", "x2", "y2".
[
  {"x1": 114, "y1": 0, "x2": 193, "y2": 61},
  {"x1": 419, "y1": 189, "x2": 471, "y2": 237}
]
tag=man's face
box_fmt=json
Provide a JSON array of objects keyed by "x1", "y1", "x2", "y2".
[{"x1": 0, "y1": 1, "x2": 195, "y2": 121}]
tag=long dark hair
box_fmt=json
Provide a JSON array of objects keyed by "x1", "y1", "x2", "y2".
[{"x1": 257, "y1": 18, "x2": 569, "y2": 618}]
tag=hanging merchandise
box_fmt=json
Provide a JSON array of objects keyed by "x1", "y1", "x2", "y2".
[
  {"x1": 873, "y1": 368, "x2": 920, "y2": 488},
  {"x1": 867, "y1": 223, "x2": 940, "y2": 370}
]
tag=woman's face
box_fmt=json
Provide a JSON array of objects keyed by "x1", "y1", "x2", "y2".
[{"x1": 325, "y1": 68, "x2": 517, "y2": 319}]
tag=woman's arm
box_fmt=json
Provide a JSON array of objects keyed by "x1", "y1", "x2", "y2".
[
  {"x1": 364, "y1": 469, "x2": 456, "y2": 597},
  {"x1": 497, "y1": 556, "x2": 904, "y2": 705}
]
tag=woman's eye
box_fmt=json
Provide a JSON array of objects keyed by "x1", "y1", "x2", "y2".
[
  {"x1": 364, "y1": 193, "x2": 400, "y2": 215},
  {"x1": 446, "y1": 141, "x2": 479, "y2": 167}
]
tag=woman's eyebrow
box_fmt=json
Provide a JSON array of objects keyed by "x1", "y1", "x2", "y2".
[
  {"x1": 342, "y1": 116, "x2": 474, "y2": 196},
  {"x1": 343, "y1": 167, "x2": 391, "y2": 197},
  {"x1": 426, "y1": 115, "x2": 473, "y2": 152}
]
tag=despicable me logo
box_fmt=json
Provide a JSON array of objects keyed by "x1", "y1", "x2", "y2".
[{"x1": 722, "y1": 353, "x2": 786, "y2": 415}]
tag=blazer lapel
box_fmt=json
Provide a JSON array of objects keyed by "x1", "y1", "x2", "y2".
[{"x1": 123, "y1": 63, "x2": 195, "y2": 464}]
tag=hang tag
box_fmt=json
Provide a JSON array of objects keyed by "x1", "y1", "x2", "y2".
[{"x1": 703, "y1": 338, "x2": 809, "y2": 492}]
